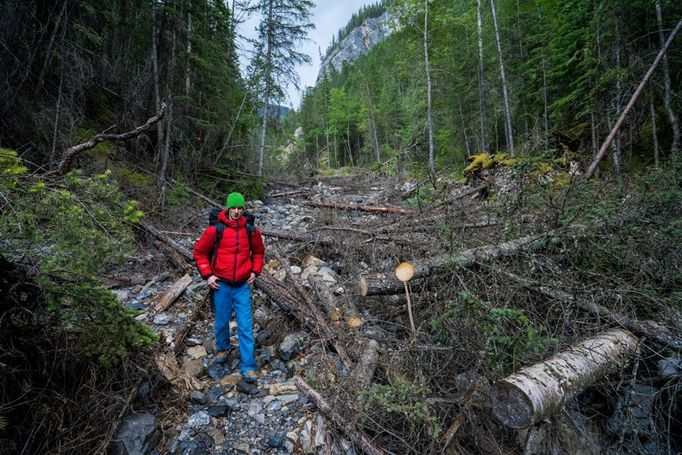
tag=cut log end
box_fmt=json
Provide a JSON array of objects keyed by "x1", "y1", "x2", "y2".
[
  {"x1": 490, "y1": 380, "x2": 535, "y2": 429},
  {"x1": 358, "y1": 276, "x2": 369, "y2": 296}
]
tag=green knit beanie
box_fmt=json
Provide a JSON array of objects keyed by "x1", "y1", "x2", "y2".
[{"x1": 226, "y1": 192, "x2": 245, "y2": 208}]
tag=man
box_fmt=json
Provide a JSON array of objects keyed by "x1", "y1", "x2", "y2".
[{"x1": 193, "y1": 192, "x2": 265, "y2": 383}]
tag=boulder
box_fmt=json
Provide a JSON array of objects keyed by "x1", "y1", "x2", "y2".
[
  {"x1": 109, "y1": 413, "x2": 161, "y2": 455},
  {"x1": 278, "y1": 332, "x2": 310, "y2": 361}
]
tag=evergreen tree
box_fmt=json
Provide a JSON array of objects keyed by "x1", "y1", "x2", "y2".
[{"x1": 248, "y1": 0, "x2": 314, "y2": 176}]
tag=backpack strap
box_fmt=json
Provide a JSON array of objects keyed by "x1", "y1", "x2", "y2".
[{"x1": 210, "y1": 222, "x2": 226, "y2": 270}]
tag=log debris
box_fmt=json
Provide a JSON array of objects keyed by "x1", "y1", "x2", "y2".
[
  {"x1": 173, "y1": 291, "x2": 210, "y2": 355},
  {"x1": 152, "y1": 274, "x2": 192, "y2": 313},
  {"x1": 295, "y1": 377, "x2": 386, "y2": 455},
  {"x1": 310, "y1": 201, "x2": 412, "y2": 214},
  {"x1": 490, "y1": 328, "x2": 638, "y2": 428},
  {"x1": 528, "y1": 285, "x2": 682, "y2": 350},
  {"x1": 55, "y1": 102, "x2": 166, "y2": 174},
  {"x1": 137, "y1": 219, "x2": 194, "y2": 262},
  {"x1": 359, "y1": 225, "x2": 589, "y2": 296}
]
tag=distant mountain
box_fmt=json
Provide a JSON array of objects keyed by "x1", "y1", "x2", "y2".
[{"x1": 317, "y1": 11, "x2": 397, "y2": 82}]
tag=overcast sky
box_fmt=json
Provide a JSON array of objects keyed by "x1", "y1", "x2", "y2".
[{"x1": 237, "y1": 0, "x2": 377, "y2": 109}]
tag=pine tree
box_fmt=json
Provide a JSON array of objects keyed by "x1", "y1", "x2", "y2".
[{"x1": 248, "y1": 0, "x2": 314, "y2": 176}]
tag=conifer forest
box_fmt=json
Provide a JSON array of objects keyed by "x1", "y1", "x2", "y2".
[{"x1": 1, "y1": 0, "x2": 681, "y2": 454}]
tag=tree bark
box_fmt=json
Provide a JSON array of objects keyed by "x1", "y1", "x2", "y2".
[
  {"x1": 423, "y1": 0, "x2": 435, "y2": 176},
  {"x1": 359, "y1": 225, "x2": 588, "y2": 296},
  {"x1": 151, "y1": 0, "x2": 163, "y2": 152},
  {"x1": 584, "y1": 17, "x2": 682, "y2": 179},
  {"x1": 153, "y1": 274, "x2": 192, "y2": 312},
  {"x1": 137, "y1": 218, "x2": 194, "y2": 262},
  {"x1": 173, "y1": 291, "x2": 210, "y2": 355},
  {"x1": 295, "y1": 377, "x2": 387, "y2": 455},
  {"x1": 476, "y1": 0, "x2": 487, "y2": 152},
  {"x1": 656, "y1": 3, "x2": 680, "y2": 164},
  {"x1": 528, "y1": 285, "x2": 682, "y2": 350},
  {"x1": 185, "y1": 0, "x2": 193, "y2": 96},
  {"x1": 491, "y1": 328, "x2": 638, "y2": 428},
  {"x1": 352, "y1": 339, "x2": 379, "y2": 388},
  {"x1": 310, "y1": 201, "x2": 411, "y2": 214},
  {"x1": 490, "y1": 0, "x2": 515, "y2": 156},
  {"x1": 53, "y1": 103, "x2": 166, "y2": 174}
]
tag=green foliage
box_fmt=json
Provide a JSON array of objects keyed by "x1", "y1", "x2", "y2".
[
  {"x1": 430, "y1": 291, "x2": 557, "y2": 370},
  {"x1": 360, "y1": 376, "x2": 441, "y2": 437},
  {"x1": 167, "y1": 180, "x2": 190, "y2": 206},
  {"x1": 0, "y1": 169, "x2": 155, "y2": 365}
]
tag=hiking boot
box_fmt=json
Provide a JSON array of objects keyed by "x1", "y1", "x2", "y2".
[
  {"x1": 242, "y1": 370, "x2": 258, "y2": 384},
  {"x1": 214, "y1": 350, "x2": 230, "y2": 364}
]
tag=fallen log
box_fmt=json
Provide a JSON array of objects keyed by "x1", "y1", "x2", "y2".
[
  {"x1": 260, "y1": 228, "x2": 335, "y2": 246},
  {"x1": 273, "y1": 251, "x2": 353, "y2": 371},
  {"x1": 173, "y1": 291, "x2": 210, "y2": 355},
  {"x1": 54, "y1": 102, "x2": 166, "y2": 174},
  {"x1": 154, "y1": 240, "x2": 191, "y2": 271},
  {"x1": 137, "y1": 219, "x2": 194, "y2": 262},
  {"x1": 152, "y1": 274, "x2": 192, "y2": 313},
  {"x1": 310, "y1": 201, "x2": 412, "y2": 214},
  {"x1": 490, "y1": 328, "x2": 638, "y2": 429},
  {"x1": 269, "y1": 188, "x2": 310, "y2": 198},
  {"x1": 169, "y1": 178, "x2": 222, "y2": 207},
  {"x1": 351, "y1": 339, "x2": 379, "y2": 388},
  {"x1": 358, "y1": 225, "x2": 588, "y2": 296},
  {"x1": 528, "y1": 285, "x2": 682, "y2": 351},
  {"x1": 295, "y1": 377, "x2": 386, "y2": 455}
]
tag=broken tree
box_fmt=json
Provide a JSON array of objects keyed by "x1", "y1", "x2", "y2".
[
  {"x1": 358, "y1": 225, "x2": 589, "y2": 296},
  {"x1": 490, "y1": 328, "x2": 638, "y2": 428}
]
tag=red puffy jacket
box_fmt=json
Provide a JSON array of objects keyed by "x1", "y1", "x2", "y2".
[{"x1": 193, "y1": 210, "x2": 265, "y2": 284}]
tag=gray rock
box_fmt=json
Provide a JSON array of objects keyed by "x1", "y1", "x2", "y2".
[
  {"x1": 237, "y1": 380, "x2": 259, "y2": 396},
  {"x1": 208, "y1": 403, "x2": 231, "y2": 418},
  {"x1": 278, "y1": 332, "x2": 310, "y2": 361},
  {"x1": 187, "y1": 411, "x2": 210, "y2": 428},
  {"x1": 206, "y1": 386, "x2": 224, "y2": 401},
  {"x1": 189, "y1": 391, "x2": 207, "y2": 405},
  {"x1": 109, "y1": 412, "x2": 161, "y2": 455},
  {"x1": 111, "y1": 289, "x2": 130, "y2": 303},
  {"x1": 266, "y1": 432, "x2": 286, "y2": 448},
  {"x1": 153, "y1": 314, "x2": 172, "y2": 325},
  {"x1": 657, "y1": 355, "x2": 682, "y2": 377}
]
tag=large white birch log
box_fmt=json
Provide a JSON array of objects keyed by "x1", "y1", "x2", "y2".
[{"x1": 490, "y1": 328, "x2": 638, "y2": 429}]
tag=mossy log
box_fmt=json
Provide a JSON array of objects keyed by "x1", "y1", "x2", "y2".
[
  {"x1": 490, "y1": 328, "x2": 638, "y2": 429},
  {"x1": 358, "y1": 227, "x2": 587, "y2": 296}
]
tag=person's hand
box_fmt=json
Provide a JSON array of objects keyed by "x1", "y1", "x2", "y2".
[
  {"x1": 246, "y1": 272, "x2": 256, "y2": 285},
  {"x1": 207, "y1": 275, "x2": 220, "y2": 290}
]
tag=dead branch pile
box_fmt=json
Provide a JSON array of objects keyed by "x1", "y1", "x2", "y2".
[{"x1": 253, "y1": 171, "x2": 682, "y2": 454}]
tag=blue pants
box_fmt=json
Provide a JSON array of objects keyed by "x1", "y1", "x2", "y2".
[{"x1": 213, "y1": 282, "x2": 256, "y2": 374}]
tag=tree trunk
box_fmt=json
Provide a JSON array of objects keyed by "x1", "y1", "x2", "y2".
[
  {"x1": 359, "y1": 226, "x2": 588, "y2": 296},
  {"x1": 650, "y1": 98, "x2": 660, "y2": 167},
  {"x1": 185, "y1": 0, "x2": 192, "y2": 96},
  {"x1": 257, "y1": 0, "x2": 274, "y2": 177},
  {"x1": 656, "y1": 3, "x2": 680, "y2": 165},
  {"x1": 491, "y1": 328, "x2": 638, "y2": 428},
  {"x1": 476, "y1": 0, "x2": 487, "y2": 152},
  {"x1": 151, "y1": 0, "x2": 163, "y2": 153},
  {"x1": 49, "y1": 68, "x2": 63, "y2": 166},
  {"x1": 351, "y1": 339, "x2": 379, "y2": 388},
  {"x1": 584, "y1": 17, "x2": 682, "y2": 179},
  {"x1": 423, "y1": 0, "x2": 435, "y2": 176},
  {"x1": 153, "y1": 274, "x2": 192, "y2": 313},
  {"x1": 310, "y1": 201, "x2": 411, "y2": 214},
  {"x1": 490, "y1": 0, "x2": 515, "y2": 156},
  {"x1": 159, "y1": 9, "x2": 178, "y2": 206}
]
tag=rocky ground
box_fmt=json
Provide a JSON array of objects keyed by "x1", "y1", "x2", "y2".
[{"x1": 108, "y1": 175, "x2": 411, "y2": 455}]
